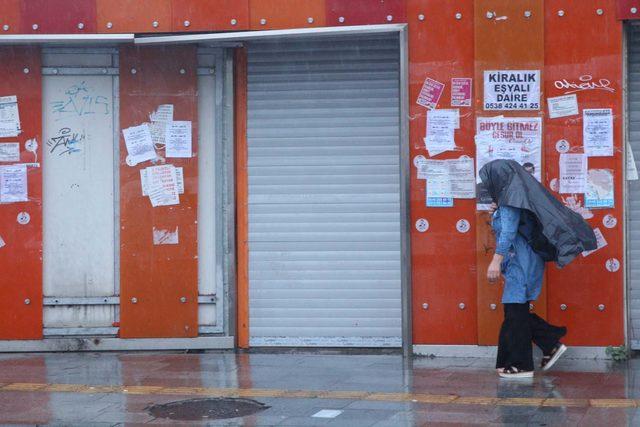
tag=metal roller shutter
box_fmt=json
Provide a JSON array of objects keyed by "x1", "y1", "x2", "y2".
[
  {"x1": 246, "y1": 35, "x2": 402, "y2": 347},
  {"x1": 628, "y1": 25, "x2": 640, "y2": 349}
]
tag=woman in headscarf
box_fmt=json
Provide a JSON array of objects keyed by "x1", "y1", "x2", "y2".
[{"x1": 479, "y1": 159, "x2": 597, "y2": 379}]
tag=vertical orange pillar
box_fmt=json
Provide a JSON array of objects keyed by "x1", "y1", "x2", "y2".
[
  {"x1": 408, "y1": 0, "x2": 477, "y2": 344},
  {"x1": 119, "y1": 46, "x2": 199, "y2": 338},
  {"x1": 0, "y1": 47, "x2": 43, "y2": 340},
  {"x1": 474, "y1": 0, "x2": 546, "y2": 345}
]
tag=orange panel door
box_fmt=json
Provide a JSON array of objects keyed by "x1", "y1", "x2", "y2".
[
  {"x1": 119, "y1": 46, "x2": 199, "y2": 338},
  {"x1": 474, "y1": 0, "x2": 546, "y2": 345},
  {"x1": 544, "y1": 0, "x2": 624, "y2": 346},
  {"x1": 0, "y1": 47, "x2": 43, "y2": 339},
  {"x1": 408, "y1": 0, "x2": 478, "y2": 345}
]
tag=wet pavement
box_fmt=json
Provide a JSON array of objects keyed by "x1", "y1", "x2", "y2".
[{"x1": 0, "y1": 350, "x2": 639, "y2": 425}]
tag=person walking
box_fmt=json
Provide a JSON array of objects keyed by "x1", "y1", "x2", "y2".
[{"x1": 479, "y1": 160, "x2": 597, "y2": 379}]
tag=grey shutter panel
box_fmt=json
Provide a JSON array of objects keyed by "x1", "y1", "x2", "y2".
[
  {"x1": 628, "y1": 26, "x2": 640, "y2": 349},
  {"x1": 246, "y1": 36, "x2": 402, "y2": 347}
]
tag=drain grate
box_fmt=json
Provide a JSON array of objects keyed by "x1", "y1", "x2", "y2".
[{"x1": 147, "y1": 397, "x2": 269, "y2": 421}]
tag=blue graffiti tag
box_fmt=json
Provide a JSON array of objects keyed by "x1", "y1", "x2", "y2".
[
  {"x1": 50, "y1": 81, "x2": 110, "y2": 116},
  {"x1": 47, "y1": 127, "x2": 85, "y2": 156}
]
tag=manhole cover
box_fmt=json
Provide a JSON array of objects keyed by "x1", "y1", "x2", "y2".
[{"x1": 147, "y1": 397, "x2": 269, "y2": 421}]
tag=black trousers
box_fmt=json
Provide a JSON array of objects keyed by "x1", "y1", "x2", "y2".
[{"x1": 496, "y1": 303, "x2": 567, "y2": 371}]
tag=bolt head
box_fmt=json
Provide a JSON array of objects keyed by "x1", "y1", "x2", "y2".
[
  {"x1": 558, "y1": 10, "x2": 565, "y2": 17},
  {"x1": 632, "y1": 7, "x2": 638, "y2": 14},
  {"x1": 455, "y1": 12, "x2": 462, "y2": 20},
  {"x1": 180, "y1": 68, "x2": 186, "y2": 75},
  {"x1": 106, "y1": 22, "x2": 113, "y2": 29},
  {"x1": 260, "y1": 18, "x2": 267, "y2": 25},
  {"x1": 131, "y1": 297, "x2": 138, "y2": 304},
  {"x1": 307, "y1": 17, "x2": 314, "y2": 24},
  {"x1": 77, "y1": 22, "x2": 84, "y2": 29},
  {"x1": 24, "y1": 298, "x2": 30, "y2": 305},
  {"x1": 418, "y1": 14, "x2": 425, "y2": 21},
  {"x1": 23, "y1": 67, "x2": 29, "y2": 74},
  {"x1": 422, "y1": 303, "x2": 429, "y2": 310},
  {"x1": 32, "y1": 24, "x2": 38, "y2": 30},
  {"x1": 560, "y1": 304, "x2": 567, "y2": 311},
  {"x1": 184, "y1": 20, "x2": 190, "y2": 27},
  {"x1": 524, "y1": 10, "x2": 532, "y2": 18},
  {"x1": 386, "y1": 15, "x2": 393, "y2": 22},
  {"x1": 486, "y1": 11, "x2": 494, "y2": 19},
  {"x1": 2, "y1": 24, "x2": 9, "y2": 31},
  {"x1": 490, "y1": 304, "x2": 497, "y2": 310},
  {"x1": 459, "y1": 303, "x2": 466, "y2": 310},
  {"x1": 231, "y1": 18, "x2": 237, "y2": 25},
  {"x1": 598, "y1": 304, "x2": 605, "y2": 311},
  {"x1": 152, "y1": 20, "x2": 159, "y2": 28},
  {"x1": 338, "y1": 16, "x2": 345, "y2": 23},
  {"x1": 131, "y1": 68, "x2": 137, "y2": 74},
  {"x1": 596, "y1": 8, "x2": 604, "y2": 15}
]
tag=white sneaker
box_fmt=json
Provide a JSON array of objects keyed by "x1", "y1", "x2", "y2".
[
  {"x1": 542, "y1": 343, "x2": 567, "y2": 372},
  {"x1": 499, "y1": 367, "x2": 534, "y2": 379}
]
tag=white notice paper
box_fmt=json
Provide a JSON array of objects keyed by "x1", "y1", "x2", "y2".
[
  {"x1": 0, "y1": 164, "x2": 27, "y2": 203},
  {"x1": 583, "y1": 108, "x2": 614, "y2": 157},
  {"x1": 547, "y1": 94, "x2": 579, "y2": 119},
  {"x1": 0, "y1": 235, "x2": 5, "y2": 249},
  {"x1": 582, "y1": 228, "x2": 608, "y2": 257},
  {"x1": 559, "y1": 153, "x2": 588, "y2": 194},
  {"x1": 424, "y1": 109, "x2": 458, "y2": 157},
  {"x1": 149, "y1": 104, "x2": 174, "y2": 123},
  {"x1": 449, "y1": 157, "x2": 476, "y2": 199},
  {"x1": 146, "y1": 164, "x2": 180, "y2": 207},
  {"x1": 627, "y1": 144, "x2": 639, "y2": 181},
  {"x1": 0, "y1": 143, "x2": 20, "y2": 162},
  {"x1": 123, "y1": 124, "x2": 157, "y2": 165},
  {"x1": 165, "y1": 121, "x2": 192, "y2": 158},
  {"x1": 0, "y1": 96, "x2": 21, "y2": 138},
  {"x1": 585, "y1": 169, "x2": 614, "y2": 209},
  {"x1": 141, "y1": 166, "x2": 184, "y2": 195},
  {"x1": 148, "y1": 121, "x2": 167, "y2": 147},
  {"x1": 424, "y1": 159, "x2": 453, "y2": 207}
]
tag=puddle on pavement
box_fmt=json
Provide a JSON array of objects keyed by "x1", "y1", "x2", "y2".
[{"x1": 147, "y1": 397, "x2": 269, "y2": 421}]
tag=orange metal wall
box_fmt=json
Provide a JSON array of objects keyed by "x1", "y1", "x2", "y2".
[{"x1": 0, "y1": 0, "x2": 628, "y2": 345}]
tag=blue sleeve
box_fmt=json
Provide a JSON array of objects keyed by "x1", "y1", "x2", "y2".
[{"x1": 495, "y1": 206, "x2": 520, "y2": 256}]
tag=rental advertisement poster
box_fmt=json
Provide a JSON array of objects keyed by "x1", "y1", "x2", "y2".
[
  {"x1": 475, "y1": 116, "x2": 542, "y2": 210},
  {"x1": 483, "y1": 70, "x2": 541, "y2": 111}
]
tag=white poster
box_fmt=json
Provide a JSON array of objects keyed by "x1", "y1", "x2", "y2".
[
  {"x1": 559, "y1": 153, "x2": 588, "y2": 194},
  {"x1": 141, "y1": 166, "x2": 184, "y2": 195},
  {"x1": 583, "y1": 108, "x2": 613, "y2": 157},
  {"x1": 123, "y1": 124, "x2": 157, "y2": 165},
  {"x1": 424, "y1": 109, "x2": 458, "y2": 156},
  {"x1": 483, "y1": 70, "x2": 540, "y2": 111},
  {"x1": 424, "y1": 160, "x2": 453, "y2": 207},
  {"x1": 0, "y1": 143, "x2": 20, "y2": 162},
  {"x1": 165, "y1": 121, "x2": 192, "y2": 158},
  {"x1": 585, "y1": 169, "x2": 614, "y2": 209},
  {"x1": 0, "y1": 95, "x2": 21, "y2": 138},
  {"x1": 0, "y1": 164, "x2": 28, "y2": 203},
  {"x1": 547, "y1": 94, "x2": 579, "y2": 119},
  {"x1": 475, "y1": 116, "x2": 542, "y2": 209},
  {"x1": 448, "y1": 157, "x2": 476, "y2": 199},
  {"x1": 153, "y1": 226, "x2": 179, "y2": 245},
  {"x1": 146, "y1": 164, "x2": 180, "y2": 207}
]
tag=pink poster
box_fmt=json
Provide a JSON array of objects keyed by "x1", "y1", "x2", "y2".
[
  {"x1": 416, "y1": 77, "x2": 445, "y2": 109},
  {"x1": 451, "y1": 78, "x2": 472, "y2": 107}
]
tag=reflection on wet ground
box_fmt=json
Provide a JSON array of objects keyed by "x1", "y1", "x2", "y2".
[{"x1": 0, "y1": 351, "x2": 639, "y2": 425}]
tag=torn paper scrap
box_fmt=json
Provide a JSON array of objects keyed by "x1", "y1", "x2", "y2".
[
  {"x1": 582, "y1": 228, "x2": 608, "y2": 257},
  {"x1": 146, "y1": 164, "x2": 180, "y2": 207},
  {"x1": 122, "y1": 124, "x2": 157, "y2": 165},
  {"x1": 0, "y1": 235, "x2": 4, "y2": 248},
  {"x1": 148, "y1": 121, "x2": 167, "y2": 147},
  {"x1": 0, "y1": 96, "x2": 21, "y2": 138},
  {"x1": 627, "y1": 144, "x2": 639, "y2": 181},
  {"x1": 165, "y1": 121, "x2": 192, "y2": 158},
  {"x1": 547, "y1": 94, "x2": 579, "y2": 119},
  {"x1": 0, "y1": 143, "x2": 20, "y2": 162},
  {"x1": 153, "y1": 226, "x2": 179, "y2": 245},
  {"x1": 559, "y1": 153, "x2": 588, "y2": 194},
  {"x1": 416, "y1": 77, "x2": 445, "y2": 109},
  {"x1": 0, "y1": 163, "x2": 27, "y2": 203},
  {"x1": 149, "y1": 104, "x2": 174, "y2": 123},
  {"x1": 585, "y1": 169, "x2": 614, "y2": 208},
  {"x1": 583, "y1": 108, "x2": 613, "y2": 157}
]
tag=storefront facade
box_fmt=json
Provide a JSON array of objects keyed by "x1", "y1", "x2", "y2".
[{"x1": 0, "y1": 0, "x2": 635, "y2": 355}]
